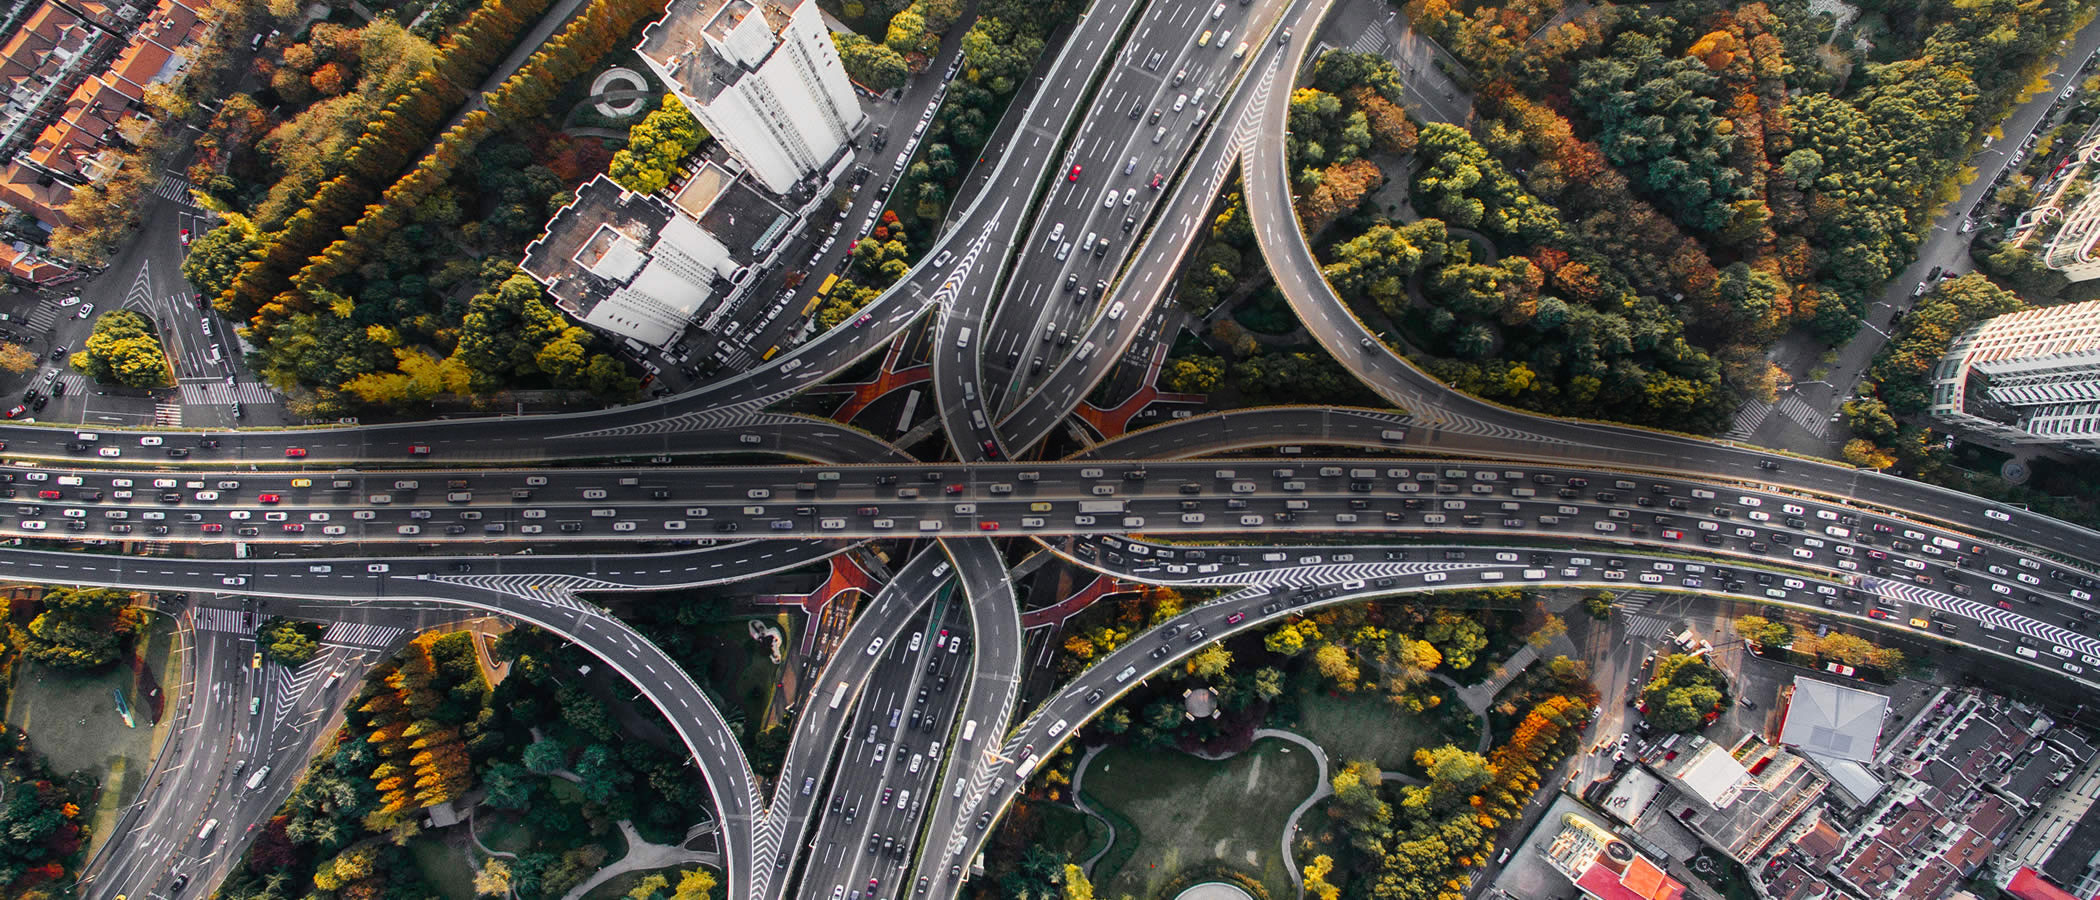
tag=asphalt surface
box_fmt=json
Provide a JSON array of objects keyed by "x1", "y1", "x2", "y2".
[{"x1": 40, "y1": 1, "x2": 2100, "y2": 899}]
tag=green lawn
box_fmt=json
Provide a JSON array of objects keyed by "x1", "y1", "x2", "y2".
[
  {"x1": 701, "y1": 619, "x2": 786, "y2": 731},
  {"x1": 6, "y1": 614, "x2": 177, "y2": 858},
  {"x1": 1082, "y1": 737, "x2": 1319, "y2": 900},
  {"x1": 1291, "y1": 685, "x2": 1453, "y2": 771},
  {"x1": 407, "y1": 834, "x2": 476, "y2": 900},
  {"x1": 1037, "y1": 801, "x2": 1111, "y2": 863}
]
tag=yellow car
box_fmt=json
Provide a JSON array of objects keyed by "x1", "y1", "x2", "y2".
[
  {"x1": 291, "y1": 478, "x2": 312, "y2": 488},
  {"x1": 250, "y1": 652, "x2": 262, "y2": 669}
]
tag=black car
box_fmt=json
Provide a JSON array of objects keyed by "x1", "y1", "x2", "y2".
[
  {"x1": 168, "y1": 447, "x2": 190, "y2": 458},
  {"x1": 171, "y1": 874, "x2": 191, "y2": 894}
]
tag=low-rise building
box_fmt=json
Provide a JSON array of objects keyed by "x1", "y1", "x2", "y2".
[{"x1": 1542, "y1": 811, "x2": 1688, "y2": 900}]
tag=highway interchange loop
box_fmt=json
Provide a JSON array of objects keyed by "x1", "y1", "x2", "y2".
[{"x1": 20, "y1": 0, "x2": 2100, "y2": 897}]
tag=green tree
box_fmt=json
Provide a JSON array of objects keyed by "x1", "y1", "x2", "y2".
[
  {"x1": 1733, "y1": 616, "x2": 1791, "y2": 649},
  {"x1": 1185, "y1": 643, "x2": 1233, "y2": 681},
  {"x1": 181, "y1": 218, "x2": 262, "y2": 302},
  {"x1": 258, "y1": 616, "x2": 321, "y2": 664},
  {"x1": 834, "y1": 33, "x2": 909, "y2": 92},
  {"x1": 76, "y1": 310, "x2": 170, "y2": 388},
  {"x1": 1641, "y1": 654, "x2": 1728, "y2": 733},
  {"x1": 607, "y1": 95, "x2": 707, "y2": 194},
  {"x1": 475, "y1": 859, "x2": 512, "y2": 896},
  {"x1": 1842, "y1": 397, "x2": 1899, "y2": 441}
]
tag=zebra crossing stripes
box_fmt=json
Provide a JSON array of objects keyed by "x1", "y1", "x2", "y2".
[
  {"x1": 1724, "y1": 401, "x2": 1773, "y2": 439},
  {"x1": 193, "y1": 606, "x2": 249, "y2": 634},
  {"x1": 57, "y1": 373, "x2": 89, "y2": 396},
  {"x1": 322, "y1": 621, "x2": 404, "y2": 650},
  {"x1": 153, "y1": 174, "x2": 199, "y2": 205},
  {"x1": 1624, "y1": 615, "x2": 1673, "y2": 641},
  {"x1": 154, "y1": 403, "x2": 182, "y2": 426},
  {"x1": 270, "y1": 656, "x2": 330, "y2": 726},
  {"x1": 24, "y1": 295, "x2": 64, "y2": 331},
  {"x1": 1616, "y1": 591, "x2": 1654, "y2": 616},
  {"x1": 1776, "y1": 393, "x2": 1830, "y2": 439},
  {"x1": 178, "y1": 380, "x2": 282, "y2": 406}
]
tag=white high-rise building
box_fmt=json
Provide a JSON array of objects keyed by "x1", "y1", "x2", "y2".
[
  {"x1": 1929, "y1": 299, "x2": 2100, "y2": 452},
  {"x1": 639, "y1": 0, "x2": 863, "y2": 195}
]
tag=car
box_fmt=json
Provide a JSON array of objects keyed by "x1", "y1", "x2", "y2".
[
  {"x1": 1149, "y1": 173, "x2": 1164, "y2": 189},
  {"x1": 75, "y1": 303, "x2": 93, "y2": 319},
  {"x1": 258, "y1": 493, "x2": 280, "y2": 504},
  {"x1": 285, "y1": 447, "x2": 307, "y2": 458},
  {"x1": 170, "y1": 875, "x2": 190, "y2": 894},
  {"x1": 139, "y1": 436, "x2": 163, "y2": 446},
  {"x1": 1986, "y1": 509, "x2": 2011, "y2": 521},
  {"x1": 1068, "y1": 164, "x2": 1082, "y2": 181},
  {"x1": 408, "y1": 444, "x2": 432, "y2": 455},
  {"x1": 98, "y1": 447, "x2": 120, "y2": 458},
  {"x1": 222, "y1": 576, "x2": 247, "y2": 586},
  {"x1": 5, "y1": 406, "x2": 22, "y2": 419},
  {"x1": 1227, "y1": 611, "x2": 1245, "y2": 624}
]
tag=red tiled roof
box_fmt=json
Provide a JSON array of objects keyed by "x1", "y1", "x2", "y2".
[
  {"x1": 2006, "y1": 867, "x2": 2093, "y2": 900},
  {"x1": 1577, "y1": 855, "x2": 1686, "y2": 900}
]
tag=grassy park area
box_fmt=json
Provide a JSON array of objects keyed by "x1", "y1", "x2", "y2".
[
  {"x1": 1081, "y1": 737, "x2": 1318, "y2": 899},
  {"x1": 1291, "y1": 684, "x2": 1474, "y2": 771},
  {"x1": 4, "y1": 613, "x2": 178, "y2": 857}
]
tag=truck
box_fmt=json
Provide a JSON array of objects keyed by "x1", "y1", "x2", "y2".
[{"x1": 1077, "y1": 499, "x2": 1125, "y2": 514}]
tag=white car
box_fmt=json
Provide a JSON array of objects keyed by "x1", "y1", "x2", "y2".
[
  {"x1": 97, "y1": 447, "x2": 120, "y2": 458},
  {"x1": 1423, "y1": 572, "x2": 1447, "y2": 583},
  {"x1": 222, "y1": 576, "x2": 247, "y2": 586},
  {"x1": 75, "y1": 303, "x2": 94, "y2": 319},
  {"x1": 1985, "y1": 509, "x2": 2011, "y2": 521},
  {"x1": 322, "y1": 525, "x2": 347, "y2": 535},
  {"x1": 20, "y1": 520, "x2": 45, "y2": 530},
  {"x1": 139, "y1": 436, "x2": 163, "y2": 446},
  {"x1": 866, "y1": 637, "x2": 887, "y2": 656}
]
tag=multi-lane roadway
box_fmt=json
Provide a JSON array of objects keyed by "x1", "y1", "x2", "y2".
[{"x1": 28, "y1": 1, "x2": 2100, "y2": 900}]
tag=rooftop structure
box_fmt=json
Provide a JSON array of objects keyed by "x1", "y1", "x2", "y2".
[
  {"x1": 520, "y1": 174, "x2": 749, "y2": 348},
  {"x1": 1780, "y1": 678, "x2": 1891, "y2": 764},
  {"x1": 1653, "y1": 736, "x2": 1751, "y2": 810},
  {"x1": 637, "y1": 0, "x2": 861, "y2": 194},
  {"x1": 1929, "y1": 299, "x2": 2100, "y2": 452},
  {"x1": 1655, "y1": 737, "x2": 1829, "y2": 864},
  {"x1": 2007, "y1": 867, "x2": 2095, "y2": 900},
  {"x1": 1542, "y1": 812, "x2": 1687, "y2": 900}
]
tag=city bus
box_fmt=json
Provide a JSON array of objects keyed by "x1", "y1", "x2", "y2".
[{"x1": 829, "y1": 681, "x2": 850, "y2": 709}]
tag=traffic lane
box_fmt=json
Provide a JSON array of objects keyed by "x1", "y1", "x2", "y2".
[
  {"x1": 909, "y1": 538, "x2": 1021, "y2": 889},
  {"x1": 14, "y1": 457, "x2": 2080, "y2": 597}
]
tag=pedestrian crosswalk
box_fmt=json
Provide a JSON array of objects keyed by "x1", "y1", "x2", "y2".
[
  {"x1": 1723, "y1": 401, "x2": 1772, "y2": 440},
  {"x1": 178, "y1": 379, "x2": 280, "y2": 405},
  {"x1": 154, "y1": 402, "x2": 182, "y2": 426},
  {"x1": 1776, "y1": 393, "x2": 1830, "y2": 439},
  {"x1": 194, "y1": 606, "x2": 249, "y2": 634},
  {"x1": 153, "y1": 174, "x2": 199, "y2": 205},
  {"x1": 1616, "y1": 591, "x2": 1654, "y2": 616},
  {"x1": 23, "y1": 295, "x2": 64, "y2": 331},
  {"x1": 322, "y1": 621, "x2": 404, "y2": 650},
  {"x1": 57, "y1": 373, "x2": 88, "y2": 396},
  {"x1": 1624, "y1": 615, "x2": 1673, "y2": 641}
]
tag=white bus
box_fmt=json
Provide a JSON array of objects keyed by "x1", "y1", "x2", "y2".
[
  {"x1": 960, "y1": 719, "x2": 978, "y2": 742},
  {"x1": 829, "y1": 682, "x2": 850, "y2": 710}
]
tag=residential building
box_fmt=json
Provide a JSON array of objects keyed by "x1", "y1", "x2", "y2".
[
  {"x1": 2006, "y1": 866, "x2": 2098, "y2": 900},
  {"x1": 637, "y1": 0, "x2": 862, "y2": 195},
  {"x1": 1928, "y1": 299, "x2": 2100, "y2": 452}
]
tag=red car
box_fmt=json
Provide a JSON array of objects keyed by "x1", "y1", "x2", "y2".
[
  {"x1": 945, "y1": 483, "x2": 965, "y2": 494},
  {"x1": 408, "y1": 445, "x2": 431, "y2": 456},
  {"x1": 282, "y1": 523, "x2": 305, "y2": 533},
  {"x1": 979, "y1": 521, "x2": 999, "y2": 531},
  {"x1": 201, "y1": 523, "x2": 224, "y2": 533},
  {"x1": 4, "y1": 405, "x2": 23, "y2": 419},
  {"x1": 1148, "y1": 173, "x2": 1163, "y2": 189},
  {"x1": 1068, "y1": 164, "x2": 1082, "y2": 181},
  {"x1": 1226, "y1": 612, "x2": 1245, "y2": 625},
  {"x1": 258, "y1": 493, "x2": 280, "y2": 504},
  {"x1": 1866, "y1": 609, "x2": 1888, "y2": 619},
  {"x1": 36, "y1": 490, "x2": 59, "y2": 500},
  {"x1": 285, "y1": 447, "x2": 307, "y2": 458}
]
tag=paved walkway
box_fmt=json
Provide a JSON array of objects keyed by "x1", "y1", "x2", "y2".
[
  {"x1": 558, "y1": 820, "x2": 721, "y2": 900},
  {"x1": 1020, "y1": 574, "x2": 1122, "y2": 629},
  {"x1": 1069, "y1": 744, "x2": 1118, "y2": 874},
  {"x1": 1255, "y1": 727, "x2": 1427, "y2": 900}
]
